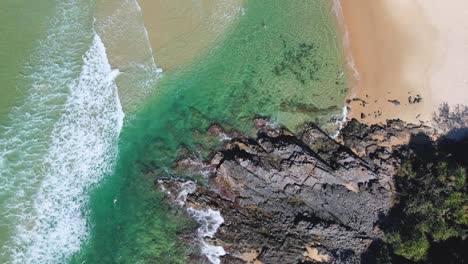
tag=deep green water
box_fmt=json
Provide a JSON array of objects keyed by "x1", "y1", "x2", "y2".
[{"x1": 74, "y1": 1, "x2": 347, "y2": 263}]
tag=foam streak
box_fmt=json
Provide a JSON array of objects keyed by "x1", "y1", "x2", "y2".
[{"x1": 11, "y1": 33, "x2": 124, "y2": 263}]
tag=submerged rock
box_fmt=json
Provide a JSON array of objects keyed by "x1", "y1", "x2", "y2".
[{"x1": 159, "y1": 118, "x2": 436, "y2": 263}]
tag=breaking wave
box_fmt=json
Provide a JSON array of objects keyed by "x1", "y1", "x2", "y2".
[
  {"x1": 11, "y1": 33, "x2": 123, "y2": 264},
  {"x1": 0, "y1": 1, "x2": 124, "y2": 262}
]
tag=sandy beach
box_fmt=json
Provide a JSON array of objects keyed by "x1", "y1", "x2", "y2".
[
  {"x1": 338, "y1": 0, "x2": 468, "y2": 125},
  {"x1": 417, "y1": 0, "x2": 468, "y2": 106}
]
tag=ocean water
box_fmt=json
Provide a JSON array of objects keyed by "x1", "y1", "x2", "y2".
[
  {"x1": 74, "y1": 1, "x2": 347, "y2": 263},
  {"x1": 94, "y1": 0, "x2": 163, "y2": 112},
  {"x1": 0, "y1": 0, "x2": 347, "y2": 263},
  {"x1": 0, "y1": 0, "x2": 56, "y2": 124},
  {"x1": 0, "y1": 0, "x2": 124, "y2": 263}
]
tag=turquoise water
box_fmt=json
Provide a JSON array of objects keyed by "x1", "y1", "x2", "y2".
[
  {"x1": 0, "y1": 0, "x2": 347, "y2": 263},
  {"x1": 74, "y1": 1, "x2": 347, "y2": 263}
]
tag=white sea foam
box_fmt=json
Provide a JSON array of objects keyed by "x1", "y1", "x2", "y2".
[
  {"x1": 332, "y1": 0, "x2": 360, "y2": 82},
  {"x1": 210, "y1": 0, "x2": 243, "y2": 33},
  {"x1": 170, "y1": 181, "x2": 226, "y2": 264},
  {"x1": 330, "y1": 106, "x2": 348, "y2": 139},
  {"x1": 329, "y1": 0, "x2": 353, "y2": 139},
  {"x1": 187, "y1": 208, "x2": 226, "y2": 264},
  {"x1": 133, "y1": 0, "x2": 142, "y2": 12},
  {"x1": 176, "y1": 181, "x2": 197, "y2": 206},
  {"x1": 133, "y1": 0, "x2": 158, "y2": 69},
  {"x1": 94, "y1": 0, "x2": 162, "y2": 111},
  {"x1": 201, "y1": 241, "x2": 227, "y2": 264},
  {"x1": 0, "y1": 1, "x2": 95, "y2": 261},
  {"x1": 219, "y1": 133, "x2": 232, "y2": 141},
  {"x1": 10, "y1": 32, "x2": 123, "y2": 264},
  {"x1": 0, "y1": 2, "x2": 124, "y2": 261}
]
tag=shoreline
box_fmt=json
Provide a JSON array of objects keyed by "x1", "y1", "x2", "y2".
[
  {"x1": 337, "y1": 0, "x2": 435, "y2": 125},
  {"x1": 337, "y1": 0, "x2": 468, "y2": 127},
  {"x1": 157, "y1": 117, "x2": 438, "y2": 263}
]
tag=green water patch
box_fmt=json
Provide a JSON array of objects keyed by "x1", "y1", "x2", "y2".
[{"x1": 75, "y1": 1, "x2": 347, "y2": 262}]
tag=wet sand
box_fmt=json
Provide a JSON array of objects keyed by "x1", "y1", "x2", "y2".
[
  {"x1": 138, "y1": 0, "x2": 243, "y2": 71},
  {"x1": 337, "y1": 0, "x2": 436, "y2": 125}
]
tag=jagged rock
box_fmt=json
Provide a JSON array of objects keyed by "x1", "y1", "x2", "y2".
[
  {"x1": 159, "y1": 118, "x2": 437, "y2": 263},
  {"x1": 208, "y1": 123, "x2": 244, "y2": 140},
  {"x1": 159, "y1": 117, "x2": 435, "y2": 263}
]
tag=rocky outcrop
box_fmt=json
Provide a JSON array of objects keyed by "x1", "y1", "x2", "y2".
[{"x1": 159, "y1": 118, "x2": 436, "y2": 264}]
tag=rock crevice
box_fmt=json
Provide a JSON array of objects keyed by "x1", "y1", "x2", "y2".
[{"x1": 160, "y1": 118, "x2": 435, "y2": 263}]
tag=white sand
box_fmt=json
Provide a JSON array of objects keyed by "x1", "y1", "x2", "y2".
[
  {"x1": 339, "y1": 0, "x2": 468, "y2": 125},
  {"x1": 416, "y1": 0, "x2": 468, "y2": 108}
]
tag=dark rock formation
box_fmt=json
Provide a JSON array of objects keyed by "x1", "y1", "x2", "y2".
[
  {"x1": 408, "y1": 95, "x2": 423, "y2": 104},
  {"x1": 387, "y1": 100, "x2": 400, "y2": 106},
  {"x1": 159, "y1": 118, "x2": 436, "y2": 264}
]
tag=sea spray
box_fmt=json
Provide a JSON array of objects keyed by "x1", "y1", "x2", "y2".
[
  {"x1": 187, "y1": 208, "x2": 226, "y2": 264},
  {"x1": 331, "y1": 106, "x2": 349, "y2": 139},
  {"x1": 164, "y1": 181, "x2": 226, "y2": 264},
  {"x1": 176, "y1": 181, "x2": 198, "y2": 206}
]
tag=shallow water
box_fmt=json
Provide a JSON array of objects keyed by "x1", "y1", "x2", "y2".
[
  {"x1": 75, "y1": 1, "x2": 347, "y2": 263},
  {"x1": 94, "y1": 0, "x2": 163, "y2": 113},
  {"x1": 138, "y1": 0, "x2": 244, "y2": 71},
  {"x1": 0, "y1": 1, "x2": 347, "y2": 263},
  {"x1": 0, "y1": 1, "x2": 95, "y2": 261},
  {"x1": 0, "y1": 1, "x2": 124, "y2": 263},
  {"x1": 0, "y1": 0, "x2": 55, "y2": 124}
]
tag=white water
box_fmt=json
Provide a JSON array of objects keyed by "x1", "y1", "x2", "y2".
[
  {"x1": 12, "y1": 33, "x2": 123, "y2": 264},
  {"x1": 0, "y1": 1, "x2": 124, "y2": 262},
  {"x1": 187, "y1": 208, "x2": 226, "y2": 264},
  {"x1": 331, "y1": 106, "x2": 348, "y2": 139},
  {"x1": 332, "y1": 0, "x2": 360, "y2": 82},
  {"x1": 0, "y1": 1, "x2": 92, "y2": 260},
  {"x1": 211, "y1": 0, "x2": 244, "y2": 32},
  {"x1": 330, "y1": 0, "x2": 353, "y2": 139},
  {"x1": 176, "y1": 181, "x2": 197, "y2": 206},
  {"x1": 165, "y1": 181, "x2": 226, "y2": 264}
]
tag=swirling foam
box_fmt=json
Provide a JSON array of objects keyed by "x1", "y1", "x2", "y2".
[
  {"x1": 0, "y1": 1, "x2": 124, "y2": 262},
  {"x1": 0, "y1": 1, "x2": 93, "y2": 261},
  {"x1": 10, "y1": 32, "x2": 123, "y2": 264}
]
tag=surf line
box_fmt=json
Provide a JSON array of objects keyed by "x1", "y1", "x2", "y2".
[
  {"x1": 330, "y1": 0, "x2": 358, "y2": 138},
  {"x1": 332, "y1": 0, "x2": 360, "y2": 83},
  {"x1": 133, "y1": 0, "x2": 162, "y2": 72},
  {"x1": 11, "y1": 32, "x2": 124, "y2": 264}
]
